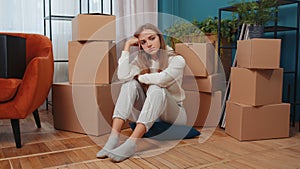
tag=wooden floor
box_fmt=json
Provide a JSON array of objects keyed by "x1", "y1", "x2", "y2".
[{"x1": 0, "y1": 109, "x2": 300, "y2": 169}]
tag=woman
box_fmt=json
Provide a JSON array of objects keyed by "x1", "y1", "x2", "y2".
[{"x1": 96, "y1": 23, "x2": 187, "y2": 162}]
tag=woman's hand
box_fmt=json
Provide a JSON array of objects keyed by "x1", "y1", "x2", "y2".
[{"x1": 124, "y1": 37, "x2": 139, "y2": 52}]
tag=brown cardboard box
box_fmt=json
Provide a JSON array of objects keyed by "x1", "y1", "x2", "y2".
[
  {"x1": 68, "y1": 41, "x2": 117, "y2": 84},
  {"x1": 182, "y1": 73, "x2": 226, "y2": 93},
  {"x1": 237, "y1": 39, "x2": 281, "y2": 69},
  {"x1": 175, "y1": 43, "x2": 216, "y2": 77},
  {"x1": 184, "y1": 91, "x2": 222, "y2": 126},
  {"x1": 72, "y1": 14, "x2": 116, "y2": 41},
  {"x1": 52, "y1": 82, "x2": 123, "y2": 136},
  {"x1": 230, "y1": 67, "x2": 283, "y2": 106},
  {"x1": 225, "y1": 101, "x2": 290, "y2": 141}
]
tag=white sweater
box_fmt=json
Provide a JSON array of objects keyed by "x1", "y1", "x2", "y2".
[{"x1": 117, "y1": 51, "x2": 186, "y2": 102}]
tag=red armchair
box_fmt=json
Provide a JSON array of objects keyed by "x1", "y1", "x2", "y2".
[{"x1": 0, "y1": 32, "x2": 54, "y2": 148}]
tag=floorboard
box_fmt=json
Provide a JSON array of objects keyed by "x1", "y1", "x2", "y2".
[{"x1": 0, "y1": 108, "x2": 299, "y2": 169}]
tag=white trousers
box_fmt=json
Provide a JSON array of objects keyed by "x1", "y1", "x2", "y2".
[{"x1": 113, "y1": 80, "x2": 187, "y2": 131}]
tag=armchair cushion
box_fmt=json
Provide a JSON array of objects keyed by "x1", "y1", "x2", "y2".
[{"x1": 0, "y1": 78, "x2": 22, "y2": 102}]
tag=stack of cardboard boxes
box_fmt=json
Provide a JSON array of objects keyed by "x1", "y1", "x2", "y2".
[
  {"x1": 175, "y1": 43, "x2": 226, "y2": 127},
  {"x1": 225, "y1": 39, "x2": 290, "y2": 141},
  {"x1": 52, "y1": 14, "x2": 119, "y2": 136}
]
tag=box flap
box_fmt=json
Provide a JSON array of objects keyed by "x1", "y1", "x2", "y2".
[
  {"x1": 237, "y1": 40, "x2": 251, "y2": 68},
  {"x1": 175, "y1": 43, "x2": 208, "y2": 77}
]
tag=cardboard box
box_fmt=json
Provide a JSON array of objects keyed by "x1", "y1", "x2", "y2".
[
  {"x1": 72, "y1": 14, "x2": 116, "y2": 41},
  {"x1": 237, "y1": 39, "x2": 281, "y2": 69},
  {"x1": 175, "y1": 43, "x2": 216, "y2": 77},
  {"x1": 183, "y1": 91, "x2": 222, "y2": 127},
  {"x1": 52, "y1": 82, "x2": 122, "y2": 136},
  {"x1": 68, "y1": 41, "x2": 117, "y2": 84},
  {"x1": 225, "y1": 101, "x2": 290, "y2": 141},
  {"x1": 182, "y1": 73, "x2": 226, "y2": 93},
  {"x1": 230, "y1": 67, "x2": 283, "y2": 106},
  {"x1": 0, "y1": 34, "x2": 26, "y2": 78}
]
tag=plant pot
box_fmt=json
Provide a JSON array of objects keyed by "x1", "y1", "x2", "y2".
[
  {"x1": 205, "y1": 33, "x2": 218, "y2": 45},
  {"x1": 249, "y1": 25, "x2": 264, "y2": 39},
  {"x1": 182, "y1": 35, "x2": 206, "y2": 43}
]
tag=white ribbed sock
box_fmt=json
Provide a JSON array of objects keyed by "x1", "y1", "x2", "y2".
[
  {"x1": 108, "y1": 139, "x2": 137, "y2": 162},
  {"x1": 96, "y1": 134, "x2": 119, "y2": 158}
]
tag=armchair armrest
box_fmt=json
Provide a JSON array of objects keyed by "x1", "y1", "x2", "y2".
[
  {"x1": 13, "y1": 55, "x2": 53, "y2": 118},
  {"x1": 0, "y1": 78, "x2": 22, "y2": 102}
]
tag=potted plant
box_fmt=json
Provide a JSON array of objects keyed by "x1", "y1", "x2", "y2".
[
  {"x1": 164, "y1": 17, "x2": 238, "y2": 49},
  {"x1": 193, "y1": 16, "x2": 238, "y2": 80},
  {"x1": 163, "y1": 21, "x2": 206, "y2": 49},
  {"x1": 220, "y1": 17, "x2": 238, "y2": 43},
  {"x1": 192, "y1": 17, "x2": 218, "y2": 45},
  {"x1": 193, "y1": 16, "x2": 238, "y2": 45},
  {"x1": 232, "y1": 0, "x2": 278, "y2": 38}
]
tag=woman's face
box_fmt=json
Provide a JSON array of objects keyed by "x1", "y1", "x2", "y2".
[{"x1": 138, "y1": 29, "x2": 161, "y2": 56}]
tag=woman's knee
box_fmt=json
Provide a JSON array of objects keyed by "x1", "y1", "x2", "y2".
[
  {"x1": 146, "y1": 85, "x2": 166, "y2": 97},
  {"x1": 121, "y1": 79, "x2": 140, "y2": 91}
]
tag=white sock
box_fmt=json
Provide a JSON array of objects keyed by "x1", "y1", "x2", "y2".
[
  {"x1": 108, "y1": 139, "x2": 137, "y2": 162},
  {"x1": 96, "y1": 134, "x2": 119, "y2": 158}
]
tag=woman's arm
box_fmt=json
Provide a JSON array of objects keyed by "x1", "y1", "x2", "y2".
[
  {"x1": 137, "y1": 55, "x2": 185, "y2": 87},
  {"x1": 117, "y1": 51, "x2": 140, "y2": 81},
  {"x1": 117, "y1": 38, "x2": 141, "y2": 81}
]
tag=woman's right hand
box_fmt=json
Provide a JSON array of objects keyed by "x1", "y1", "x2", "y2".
[{"x1": 124, "y1": 37, "x2": 139, "y2": 51}]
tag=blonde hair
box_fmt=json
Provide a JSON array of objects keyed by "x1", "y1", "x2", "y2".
[{"x1": 133, "y1": 23, "x2": 171, "y2": 74}]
